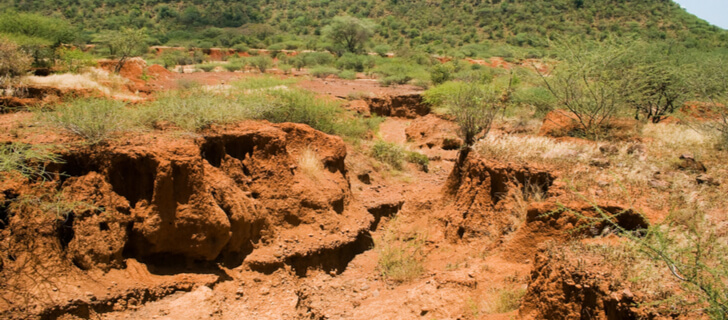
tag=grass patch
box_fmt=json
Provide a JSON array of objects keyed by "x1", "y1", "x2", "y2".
[
  {"x1": 370, "y1": 140, "x2": 430, "y2": 171},
  {"x1": 44, "y1": 98, "x2": 129, "y2": 144},
  {"x1": 232, "y1": 75, "x2": 298, "y2": 90},
  {"x1": 489, "y1": 287, "x2": 527, "y2": 313},
  {"x1": 370, "y1": 140, "x2": 405, "y2": 170},
  {"x1": 377, "y1": 216, "x2": 426, "y2": 283},
  {"x1": 310, "y1": 66, "x2": 339, "y2": 78},
  {"x1": 139, "y1": 89, "x2": 241, "y2": 131},
  {"x1": 0, "y1": 143, "x2": 62, "y2": 180}
]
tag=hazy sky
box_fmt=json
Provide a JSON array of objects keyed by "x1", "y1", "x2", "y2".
[{"x1": 674, "y1": 0, "x2": 728, "y2": 29}]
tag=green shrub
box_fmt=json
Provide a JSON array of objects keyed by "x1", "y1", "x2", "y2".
[
  {"x1": 249, "y1": 55, "x2": 272, "y2": 73},
  {"x1": 0, "y1": 37, "x2": 32, "y2": 82},
  {"x1": 374, "y1": 58, "x2": 429, "y2": 86},
  {"x1": 492, "y1": 287, "x2": 526, "y2": 313},
  {"x1": 335, "y1": 53, "x2": 373, "y2": 72},
  {"x1": 332, "y1": 116, "x2": 384, "y2": 140},
  {"x1": 45, "y1": 98, "x2": 128, "y2": 143},
  {"x1": 278, "y1": 63, "x2": 293, "y2": 74},
  {"x1": 373, "y1": 44, "x2": 390, "y2": 57},
  {"x1": 223, "y1": 60, "x2": 245, "y2": 71},
  {"x1": 379, "y1": 74, "x2": 412, "y2": 86},
  {"x1": 310, "y1": 66, "x2": 338, "y2": 78},
  {"x1": 139, "y1": 89, "x2": 240, "y2": 131},
  {"x1": 370, "y1": 140, "x2": 405, "y2": 170},
  {"x1": 377, "y1": 216, "x2": 426, "y2": 283},
  {"x1": 430, "y1": 63, "x2": 454, "y2": 85},
  {"x1": 423, "y1": 81, "x2": 470, "y2": 110},
  {"x1": 196, "y1": 63, "x2": 217, "y2": 72},
  {"x1": 233, "y1": 43, "x2": 249, "y2": 53},
  {"x1": 337, "y1": 70, "x2": 357, "y2": 80},
  {"x1": 512, "y1": 86, "x2": 556, "y2": 117},
  {"x1": 300, "y1": 52, "x2": 334, "y2": 67},
  {"x1": 232, "y1": 75, "x2": 298, "y2": 90},
  {"x1": 160, "y1": 49, "x2": 192, "y2": 69},
  {"x1": 57, "y1": 48, "x2": 96, "y2": 73},
  {"x1": 406, "y1": 151, "x2": 429, "y2": 171}
]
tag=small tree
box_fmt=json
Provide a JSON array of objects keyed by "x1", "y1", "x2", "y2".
[
  {"x1": 0, "y1": 37, "x2": 32, "y2": 87},
  {"x1": 449, "y1": 83, "x2": 502, "y2": 147},
  {"x1": 95, "y1": 28, "x2": 147, "y2": 73},
  {"x1": 442, "y1": 82, "x2": 503, "y2": 194},
  {"x1": 323, "y1": 16, "x2": 374, "y2": 56},
  {"x1": 250, "y1": 56, "x2": 272, "y2": 73},
  {"x1": 693, "y1": 55, "x2": 728, "y2": 150},
  {"x1": 537, "y1": 38, "x2": 631, "y2": 140},
  {"x1": 623, "y1": 43, "x2": 693, "y2": 123}
]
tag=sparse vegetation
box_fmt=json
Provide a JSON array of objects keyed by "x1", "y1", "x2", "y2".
[
  {"x1": 0, "y1": 143, "x2": 62, "y2": 180},
  {"x1": 377, "y1": 216, "x2": 426, "y2": 283},
  {"x1": 44, "y1": 98, "x2": 129, "y2": 143},
  {"x1": 537, "y1": 38, "x2": 631, "y2": 140},
  {"x1": 489, "y1": 287, "x2": 527, "y2": 313},
  {"x1": 370, "y1": 140, "x2": 405, "y2": 170}
]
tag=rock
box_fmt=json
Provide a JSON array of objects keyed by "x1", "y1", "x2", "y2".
[
  {"x1": 696, "y1": 174, "x2": 719, "y2": 186},
  {"x1": 539, "y1": 110, "x2": 580, "y2": 137},
  {"x1": 589, "y1": 158, "x2": 611, "y2": 168},
  {"x1": 677, "y1": 154, "x2": 707, "y2": 173}
]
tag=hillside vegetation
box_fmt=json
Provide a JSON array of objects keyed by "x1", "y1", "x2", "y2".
[{"x1": 1, "y1": 0, "x2": 726, "y2": 55}]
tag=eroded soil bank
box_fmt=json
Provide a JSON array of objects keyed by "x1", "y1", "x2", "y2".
[{"x1": 0, "y1": 88, "x2": 702, "y2": 320}]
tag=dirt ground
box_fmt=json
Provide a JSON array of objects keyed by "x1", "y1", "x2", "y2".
[{"x1": 1, "y1": 61, "x2": 720, "y2": 320}]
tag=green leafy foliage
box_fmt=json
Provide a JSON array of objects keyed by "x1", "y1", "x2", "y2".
[
  {"x1": 323, "y1": 16, "x2": 375, "y2": 55},
  {"x1": 2, "y1": 0, "x2": 726, "y2": 55},
  {"x1": 57, "y1": 48, "x2": 96, "y2": 73}
]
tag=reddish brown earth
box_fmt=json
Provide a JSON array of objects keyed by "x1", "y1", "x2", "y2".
[{"x1": 0, "y1": 58, "x2": 702, "y2": 320}]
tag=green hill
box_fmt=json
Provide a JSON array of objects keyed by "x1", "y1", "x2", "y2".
[{"x1": 1, "y1": 0, "x2": 726, "y2": 55}]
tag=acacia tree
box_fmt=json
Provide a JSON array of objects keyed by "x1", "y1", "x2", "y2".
[
  {"x1": 323, "y1": 16, "x2": 374, "y2": 56},
  {"x1": 693, "y1": 55, "x2": 728, "y2": 150},
  {"x1": 443, "y1": 82, "x2": 503, "y2": 193},
  {"x1": 95, "y1": 28, "x2": 147, "y2": 73},
  {"x1": 623, "y1": 43, "x2": 694, "y2": 123},
  {"x1": 537, "y1": 38, "x2": 631, "y2": 140}
]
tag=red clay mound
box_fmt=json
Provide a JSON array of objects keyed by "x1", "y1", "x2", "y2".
[
  {"x1": 405, "y1": 114, "x2": 462, "y2": 150},
  {"x1": 440, "y1": 153, "x2": 555, "y2": 242},
  {"x1": 0, "y1": 121, "x2": 377, "y2": 317},
  {"x1": 364, "y1": 93, "x2": 429, "y2": 118},
  {"x1": 539, "y1": 110, "x2": 581, "y2": 137},
  {"x1": 539, "y1": 110, "x2": 642, "y2": 141},
  {"x1": 519, "y1": 245, "x2": 687, "y2": 320}
]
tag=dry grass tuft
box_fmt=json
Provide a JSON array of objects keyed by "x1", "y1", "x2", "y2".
[
  {"x1": 376, "y1": 216, "x2": 426, "y2": 283},
  {"x1": 21, "y1": 68, "x2": 129, "y2": 96},
  {"x1": 474, "y1": 133, "x2": 597, "y2": 166},
  {"x1": 297, "y1": 147, "x2": 323, "y2": 180}
]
